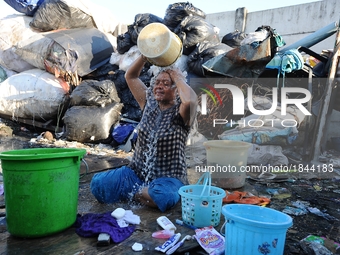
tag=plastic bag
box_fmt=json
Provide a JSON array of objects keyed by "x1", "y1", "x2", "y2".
[
  {"x1": 63, "y1": 103, "x2": 123, "y2": 143},
  {"x1": 4, "y1": 0, "x2": 44, "y2": 16},
  {"x1": 187, "y1": 41, "x2": 229, "y2": 76},
  {"x1": 117, "y1": 32, "x2": 134, "y2": 54},
  {"x1": 222, "y1": 30, "x2": 247, "y2": 48},
  {"x1": 29, "y1": 0, "x2": 95, "y2": 32},
  {"x1": 0, "y1": 14, "x2": 37, "y2": 72},
  {"x1": 118, "y1": 46, "x2": 141, "y2": 72},
  {"x1": 164, "y1": 2, "x2": 206, "y2": 30},
  {"x1": 29, "y1": 0, "x2": 118, "y2": 34},
  {"x1": 70, "y1": 79, "x2": 120, "y2": 107},
  {"x1": 128, "y1": 13, "x2": 164, "y2": 44},
  {"x1": 14, "y1": 28, "x2": 116, "y2": 77},
  {"x1": 247, "y1": 144, "x2": 288, "y2": 166},
  {"x1": 0, "y1": 69, "x2": 68, "y2": 120},
  {"x1": 174, "y1": 16, "x2": 219, "y2": 54},
  {"x1": 111, "y1": 123, "x2": 137, "y2": 144},
  {"x1": 110, "y1": 70, "x2": 143, "y2": 121}
]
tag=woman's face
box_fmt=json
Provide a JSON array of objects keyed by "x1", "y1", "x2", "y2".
[{"x1": 153, "y1": 72, "x2": 176, "y2": 102}]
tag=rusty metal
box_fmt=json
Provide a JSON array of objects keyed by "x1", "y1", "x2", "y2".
[{"x1": 203, "y1": 37, "x2": 272, "y2": 78}]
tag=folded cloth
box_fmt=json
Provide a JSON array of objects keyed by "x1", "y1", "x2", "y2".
[{"x1": 75, "y1": 211, "x2": 135, "y2": 243}]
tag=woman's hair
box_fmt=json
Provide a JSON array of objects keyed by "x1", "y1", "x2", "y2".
[{"x1": 150, "y1": 67, "x2": 187, "y2": 88}]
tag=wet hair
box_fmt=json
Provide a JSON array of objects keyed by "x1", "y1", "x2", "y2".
[{"x1": 150, "y1": 66, "x2": 187, "y2": 89}]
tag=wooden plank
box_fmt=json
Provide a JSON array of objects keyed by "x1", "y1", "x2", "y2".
[
  {"x1": 0, "y1": 199, "x2": 204, "y2": 255},
  {"x1": 0, "y1": 170, "x2": 216, "y2": 254},
  {"x1": 80, "y1": 154, "x2": 129, "y2": 175},
  {"x1": 312, "y1": 24, "x2": 340, "y2": 162}
]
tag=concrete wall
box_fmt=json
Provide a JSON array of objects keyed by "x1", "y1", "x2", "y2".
[
  {"x1": 206, "y1": 0, "x2": 340, "y2": 145},
  {"x1": 206, "y1": 0, "x2": 339, "y2": 54}
]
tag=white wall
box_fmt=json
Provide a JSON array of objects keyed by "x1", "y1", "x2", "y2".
[{"x1": 206, "y1": 0, "x2": 340, "y2": 54}]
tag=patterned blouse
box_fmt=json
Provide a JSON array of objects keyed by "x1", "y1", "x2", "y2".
[{"x1": 128, "y1": 88, "x2": 190, "y2": 184}]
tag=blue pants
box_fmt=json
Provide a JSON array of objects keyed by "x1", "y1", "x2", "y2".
[{"x1": 90, "y1": 166, "x2": 184, "y2": 212}]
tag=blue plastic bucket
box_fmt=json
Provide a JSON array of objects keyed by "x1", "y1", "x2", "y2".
[{"x1": 222, "y1": 204, "x2": 293, "y2": 255}]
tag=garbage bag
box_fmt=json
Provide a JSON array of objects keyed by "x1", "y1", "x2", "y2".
[
  {"x1": 164, "y1": 2, "x2": 206, "y2": 30},
  {"x1": 187, "y1": 41, "x2": 229, "y2": 76},
  {"x1": 83, "y1": 62, "x2": 119, "y2": 80},
  {"x1": 0, "y1": 14, "x2": 37, "y2": 72},
  {"x1": 29, "y1": 0, "x2": 95, "y2": 32},
  {"x1": 117, "y1": 32, "x2": 134, "y2": 54},
  {"x1": 118, "y1": 46, "x2": 141, "y2": 72},
  {"x1": 174, "y1": 16, "x2": 219, "y2": 55},
  {"x1": 222, "y1": 30, "x2": 247, "y2": 48},
  {"x1": 14, "y1": 28, "x2": 116, "y2": 77},
  {"x1": 129, "y1": 13, "x2": 164, "y2": 44},
  {"x1": 4, "y1": 0, "x2": 44, "y2": 16},
  {"x1": 0, "y1": 69, "x2": 68, "y2": 120},
  {"x1": 70, "y1": 79, "x2": 120, "y2": 107},
  {"x1": 29, "y1": 0, "x2": 118, "y2": 34},
  {"x1": 63, "y1": 103, "x2": 123, "y2": 143},
  {"x1": 111, "y1": 70, "x2": 143, "y2": 121}
]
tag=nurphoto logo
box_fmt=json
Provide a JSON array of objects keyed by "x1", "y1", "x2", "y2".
[{"x1": 201, "y1": 84, "x2": 312, "y2": 116}]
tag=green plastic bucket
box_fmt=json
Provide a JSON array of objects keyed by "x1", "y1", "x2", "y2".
[{"x1": 0, "y1": 148, "x2": 87, "y2": 238}]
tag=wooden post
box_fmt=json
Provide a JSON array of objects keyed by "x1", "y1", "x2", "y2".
[{"x1": 312, "y1": 23, "x2": 340, "y2": 162}]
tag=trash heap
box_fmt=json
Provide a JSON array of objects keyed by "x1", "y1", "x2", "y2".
[{"x1": 0, "y1": 0, "x2": 329, "y2": 161}]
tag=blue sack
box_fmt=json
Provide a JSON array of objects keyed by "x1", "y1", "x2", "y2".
[
  {"x1": 111, "y1": 123, "x2": 137, "y2": 144},
  {"x1": 4, "y1": 0, "x2": 45, "y2": 16}
]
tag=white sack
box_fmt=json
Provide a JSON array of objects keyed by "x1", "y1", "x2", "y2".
[
  {"x1": 0, "y1": 14, "x2": 38, "y2": 72},
  {"x1": 0, "y1": 69, "x2": 68, "y2": 120},
  {"x1": 247, "y1": 144, "x2": 288, "y2": 166}
]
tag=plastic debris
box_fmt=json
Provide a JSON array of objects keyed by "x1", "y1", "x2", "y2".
[
  {"x1": 266, "y1": 188, "x2": 291, "y2": 199},
  {"x1": 132, "y1": 242, "x2": 143, "y2": 251},
  {"x1": 283, "y1": 206, "x2": 308, "y2": 216},
  {"x1": 285, "y1": 200, "x2": 338, "y2": 221},
  {"x1": 307, "y1": 207, "x2": 338, "y2": 221},
  {"x1": 301, "y1": 235, "x2": 340, "y2": 255}
]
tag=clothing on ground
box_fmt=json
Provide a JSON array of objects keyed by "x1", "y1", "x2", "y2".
[{"x1": 75, "y1": 211, "x2": 135, "y2": 243}]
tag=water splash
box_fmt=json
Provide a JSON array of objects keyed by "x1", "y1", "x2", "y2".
[{"x1": 141, "y1": 127, "x2": 158, "y2": 183}]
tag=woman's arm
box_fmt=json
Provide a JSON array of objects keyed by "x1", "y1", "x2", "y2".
[
  {"x1": 124, "y1": 55, "x2": 148, "y2": 110},
  {"x1": 167, "y1": 69, "x2": 198, "y2": 127}
]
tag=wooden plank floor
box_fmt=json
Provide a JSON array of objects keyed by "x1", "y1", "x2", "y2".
[{"x1": 0, "y1": 155, "x2": 210, "y2": 255}]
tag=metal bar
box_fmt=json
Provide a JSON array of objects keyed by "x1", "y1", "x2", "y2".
[{"x1": 280, "y1": 22, "x2": 338, "y2": 51}]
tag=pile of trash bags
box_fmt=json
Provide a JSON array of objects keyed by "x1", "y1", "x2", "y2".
[{"x1": 0, "y1": 0, "x2": 307, "y2": 155}]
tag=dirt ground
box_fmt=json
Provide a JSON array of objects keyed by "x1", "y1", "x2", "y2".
[{"x1": 0, "y1": 117, "x2": 340, "y2": 255}]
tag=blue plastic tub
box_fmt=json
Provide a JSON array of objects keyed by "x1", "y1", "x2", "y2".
[{"x1": 222, "y1": 204, "x2": 293, "y2": 255}]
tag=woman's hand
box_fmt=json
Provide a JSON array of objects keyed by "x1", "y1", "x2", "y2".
[{"x1": 165, "y1": 68, "x2": 186, "y2": 85}]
